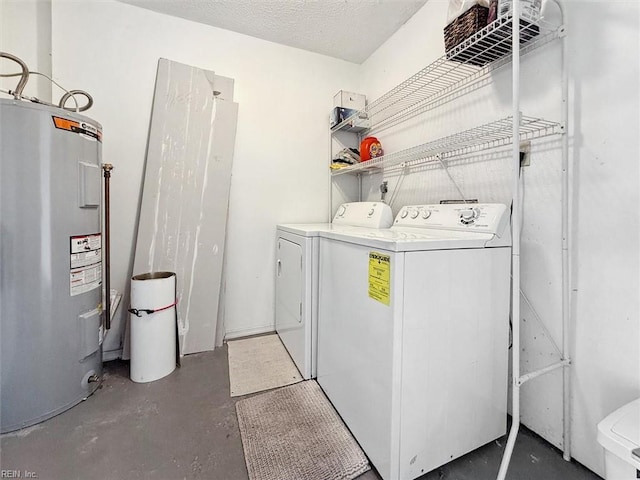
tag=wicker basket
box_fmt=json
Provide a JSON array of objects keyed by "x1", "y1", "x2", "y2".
[
  {"x1": 444, "y1": 2, "x2": 540, "y2": 67},
  {"x1": 444, "y1": 4, "x2": 489, "y2": 53}
]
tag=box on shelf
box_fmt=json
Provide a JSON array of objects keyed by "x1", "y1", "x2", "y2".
[
  {"x1": 498, "y1": 0, "x2": 541, "y2": 23},
  {"x1": 333, "y1": 90, "x2": 366, "y2": 111}
]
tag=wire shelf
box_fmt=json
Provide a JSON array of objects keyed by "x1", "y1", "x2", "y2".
[
  {"x1": 330, "y1": 13, "x2": 562, "y2": 136},
  {"x1": 330, "y1": 116, "x2": 562, "y2": 176}
]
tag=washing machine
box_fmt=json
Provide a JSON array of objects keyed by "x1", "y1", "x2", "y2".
[
  {"x1": 317, "y1": 203, "x2": 512, "y2": 480},
  {"x1": 275, "y1": 201, "x2": 393, "y2": 380}
]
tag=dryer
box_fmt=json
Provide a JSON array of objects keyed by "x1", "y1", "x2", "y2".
[
  {"x1": 317, "y1": 203, "x2": 511, "y2": 480},
  {"x1": 275, "y1": 202, "x2": 393, "y2": 380}
]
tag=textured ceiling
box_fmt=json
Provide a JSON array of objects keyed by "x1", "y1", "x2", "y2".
[{"x1": 117, "y1": 0, "x2": 427, "y2": 64}]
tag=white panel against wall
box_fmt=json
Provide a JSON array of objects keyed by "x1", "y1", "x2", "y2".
[
  {"x1": 131, "y1": 59, "x2": 238, "y2": 356},
  {"x1": 359, "y1": 1, "x2": 640, "y2": 477}
]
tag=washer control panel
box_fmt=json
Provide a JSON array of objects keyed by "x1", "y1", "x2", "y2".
[
  {"x1": 332, "y1": 202, "x2": 393, "y2": 228},
  {"x1": 394, "y1": 203, "x2": 509, "y2": 235}
]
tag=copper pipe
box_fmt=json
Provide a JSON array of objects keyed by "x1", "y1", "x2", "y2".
[{"x1": 102, "y1": 163, "x2": 113, "y2": 330}]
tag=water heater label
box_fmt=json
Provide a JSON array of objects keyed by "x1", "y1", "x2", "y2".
[
  {"x1": 52, "y1": 116, "x2": 103, "y2": 142},
  {"x1": 70, "y1": 234, "x2": 102, "y2": 296},
  {"x1": 368, "y1": 251, "x2": 391, "y2": 306}
]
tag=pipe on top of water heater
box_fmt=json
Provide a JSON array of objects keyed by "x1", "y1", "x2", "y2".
[
  {"x1": 0, "y1": 52, "x2": 93, "y2": 112},
  {"x1": 0, "y1": 52, "x2": 28, "y2": 98}
]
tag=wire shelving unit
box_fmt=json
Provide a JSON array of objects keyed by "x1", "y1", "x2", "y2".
[
  {"x1": 330, "y1": 13, "x2": 562, "y2": 139},
  {"x1": 331, "y1": 115, "x2": 562, "y2": 177}
]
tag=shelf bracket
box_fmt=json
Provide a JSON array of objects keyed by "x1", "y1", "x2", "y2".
[
  {"x1": 558, "y1": 25, "x2": 567, "y2": 38},
  {"x1": 517, "y1": 359, "x2": 571, "y2": 386}
]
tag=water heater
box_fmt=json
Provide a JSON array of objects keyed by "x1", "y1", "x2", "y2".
[{"x1": 0, "y1": 98, "x2": 104, "y2": 433}]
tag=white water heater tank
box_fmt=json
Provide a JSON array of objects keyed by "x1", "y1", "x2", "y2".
[{"x1": 0, "y1": 99, "x2": 104, "y2": 433}]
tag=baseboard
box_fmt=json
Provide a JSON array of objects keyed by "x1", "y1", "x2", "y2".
[
  {"x1": 103, "y1": 348, "x2": 123, "y2": 362},
  {"x1": 224, "y1": 324, "x2": 274, "y2": 341}
]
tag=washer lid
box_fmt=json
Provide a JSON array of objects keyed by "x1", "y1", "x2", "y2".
[
  {"x1": 277, "y1": 223, "x2": 333, "y2": 237},
  {"x1": 318, "y1": 227, "x2": 498, "y2": 251}
]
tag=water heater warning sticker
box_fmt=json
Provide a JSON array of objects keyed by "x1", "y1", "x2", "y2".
[
  {"x1": 70, "y1": 234, "x2": 102, "y2": 296},
  {"x1": 52, "y1": 116, "x2": 102, "y2": 142},
  {"x1": 368, "y1": 251, "x2": 390, "y2": 306}
]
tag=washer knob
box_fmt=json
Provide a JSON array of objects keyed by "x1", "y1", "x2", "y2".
[
  {"x1": 410, "y1": 210, "x2": 419, "y2": 219},
  {"x1": 460, "y1": 208, "x2": 479, "y2": 224},
  {"x1": 337, "y1": 205, "x2": 346, "y2": 217},
  {"x1": 400, "y1": 210, "x2": 409, "y2": 219},
  {"x1": 368, "y1": 208, "x2": 375, "y2": 217},
  {"x1": 421, "y1": 210, "x2": 431, "y2": 219}
]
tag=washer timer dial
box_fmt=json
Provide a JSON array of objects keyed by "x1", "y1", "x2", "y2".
[{"x1": 460, "y1": 208, "x2": 480, "y2": 225}]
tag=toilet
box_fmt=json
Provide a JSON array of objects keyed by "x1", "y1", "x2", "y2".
[{"x1": 597, "y1": 398, "x2": 640, "y2": 479}]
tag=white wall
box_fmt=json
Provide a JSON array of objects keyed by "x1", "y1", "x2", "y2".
[
  {"x1": 358, "y1": 0, "x2": 640, "y2": 477},
  {"x1": 1, "y1": 0, "x2": 52, "y2": 102},
  {"x1": 49, "y1": 0, "x2": 360, "y2": 354}
]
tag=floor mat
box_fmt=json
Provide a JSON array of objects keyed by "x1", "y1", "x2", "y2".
[
  {"x1": 236, "y1": 380, "x2": 370, "y2": 480},
  {"x1": 227, "y1": 334, "x2": 302, "y2": 397}
]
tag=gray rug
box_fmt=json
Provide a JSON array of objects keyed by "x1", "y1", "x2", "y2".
[
  {"x1": 227, "y1": 334, "x2": 302, "y2": 397},
  {"x1": 236, "y1": 380, "x2": 370, "y2": 480}
]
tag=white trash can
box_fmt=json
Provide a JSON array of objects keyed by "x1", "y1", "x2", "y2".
[
  {"x1": 597, "y1": 398, "x2": 640, "y2": 479},
  {"x1": 129, "y1": 272, "x2": 177, "y2": 383}
]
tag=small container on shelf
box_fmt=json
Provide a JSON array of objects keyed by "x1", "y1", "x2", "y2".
[
  {"x1": 333, "y1": 90, "x2": 366, "y2": 111},
  {"x1": 360, "y1": 136, "x2": 384, "y2": 162},
  {"x1": 498, "y1": 0, "x2": 541, "y2": 23}
]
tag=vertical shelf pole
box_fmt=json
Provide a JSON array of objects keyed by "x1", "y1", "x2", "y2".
[
  {"x1": 329, "y1": 131, "x2": 334, "y2": 221},
  {"x1": 497, "y1": 0, "x2": 521, "y2": 477},
  {"x1": 557, "y1": 0, "x2": 572, "y2": 462}
]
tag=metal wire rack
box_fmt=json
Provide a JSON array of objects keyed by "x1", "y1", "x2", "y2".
[
  {"x1": 331, "y1": 115, "x2": 562, "y2": 176},
  {"x1": 330, "y1": 13, "x2": 562, "y2": 136}
]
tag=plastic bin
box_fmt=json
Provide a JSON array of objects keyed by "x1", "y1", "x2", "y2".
[
  {"x1": 129, "y1": 272, "x2": 177, "y2": 383},
  {"x1": 597, "y1": 398, "x2": 640, "y2": 479}
]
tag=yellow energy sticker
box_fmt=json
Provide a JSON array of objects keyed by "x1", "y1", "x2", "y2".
[{"x1": 368, "y1": 251, "x2": 391, "y2": 305}]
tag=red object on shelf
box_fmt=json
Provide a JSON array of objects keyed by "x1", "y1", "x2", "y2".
[{"x1": 360, "y1": 136, "x2": 383, "y2": 161}]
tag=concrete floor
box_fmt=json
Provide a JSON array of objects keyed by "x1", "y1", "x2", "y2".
[{"x1": 2, "y1": 346, "x2": 602, "y2": 480}]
